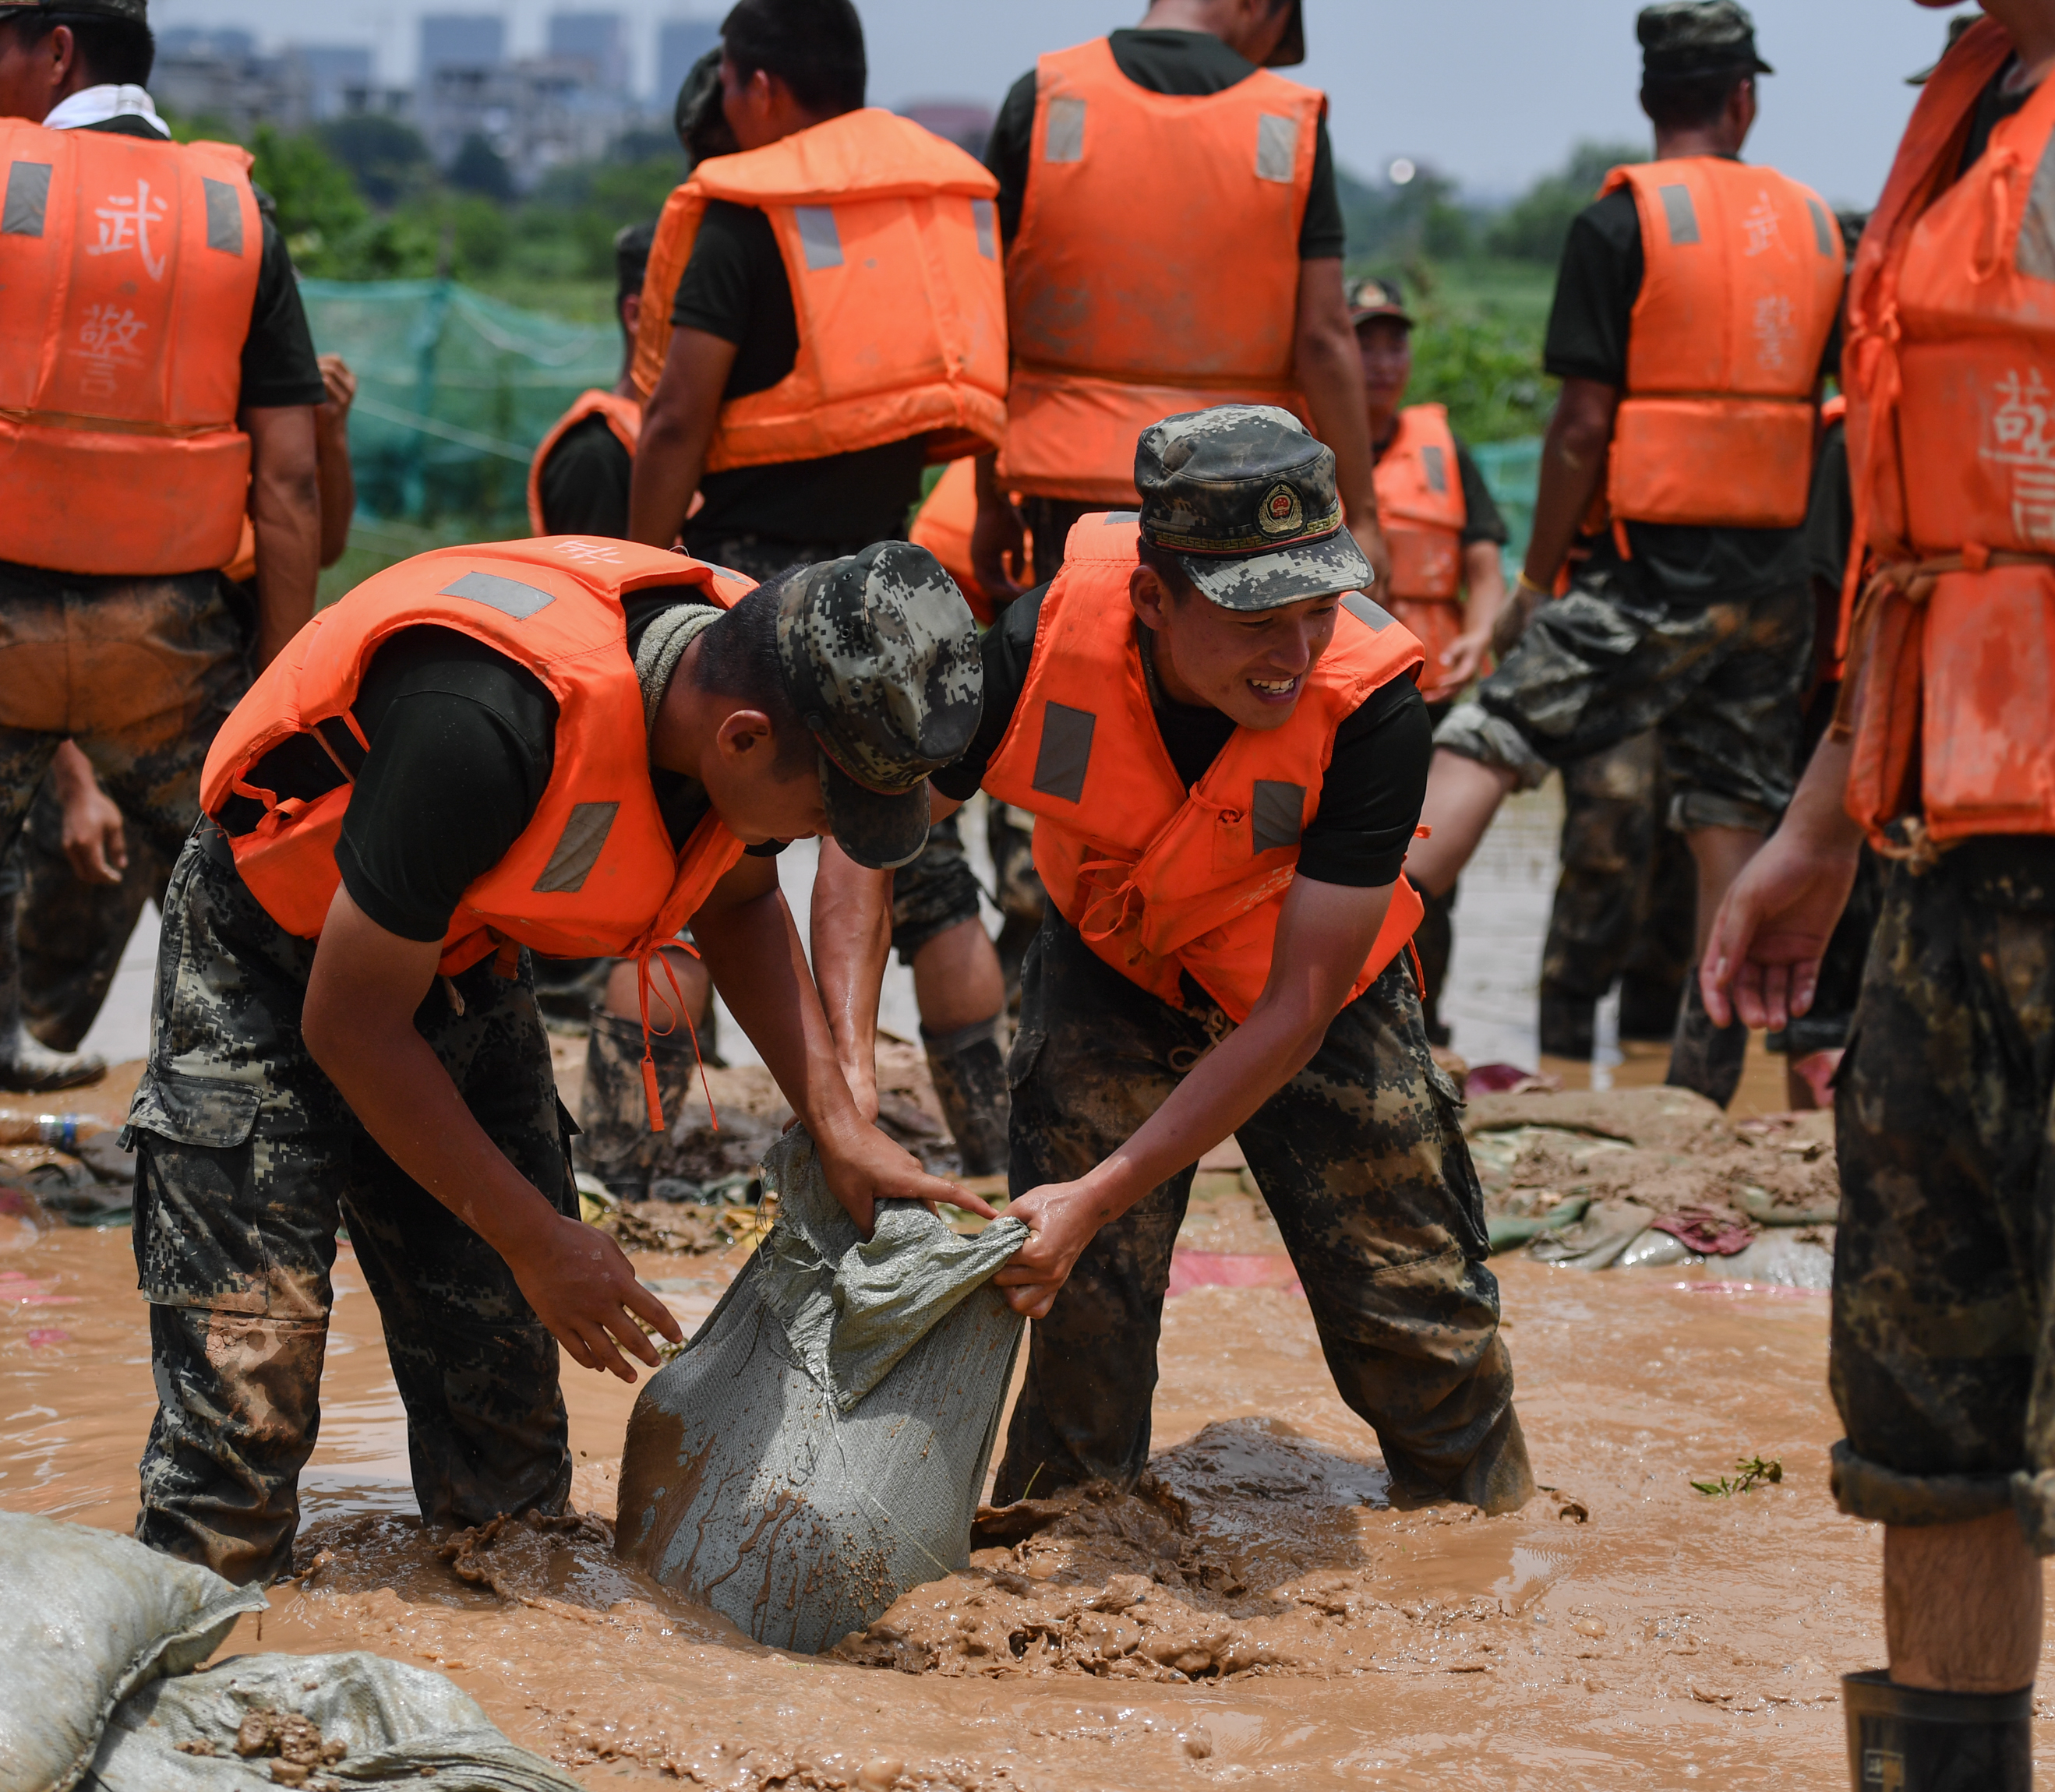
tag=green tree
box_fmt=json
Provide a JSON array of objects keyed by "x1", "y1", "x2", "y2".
[
  {"x1": 318, "y1": 114, "x2": 434, "y2": 207},
  {"x1": 449, "y1": 132, "x2": 515, "y2": 202},
  {"x1": 249, "y1": 125, "x2": 368, "y2": 273},
  {"x1": 1485, "y1": 139, "x2": 1648, "y2": 265},
  {"x1": 1407, "y1": 312, "x2": 1552, "y2": 443}
]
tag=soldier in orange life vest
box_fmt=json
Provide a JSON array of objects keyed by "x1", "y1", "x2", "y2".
[
  {"x1": 1350, "y1": 276, "x2": 1510, "y2": 1048},
  {"x1": 629, "y1": 0, "x2": 1019, "y2": 1179},
  {"x1": 969, "y1": 0, "x2": 1391, "y2": 604},
  {"x1": 0, "y1": 0, "x2": 323, "y2": 1092},
  {"x1": 1408, "y1": 0, "x2": 1841, "y2": 1108},
  {"x1": 1702, "y1": 5, "x2": 2055, "y2": 1780},
  {"x1": 126, "y1": 536, "x2": 990, "y2": 1584},
  {"x1": 814, "y1": 407, "x2": 1534, "y2": 1516}
]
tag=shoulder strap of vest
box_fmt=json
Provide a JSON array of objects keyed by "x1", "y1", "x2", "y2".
[
  {"x1": 1063, "y1": 510, "x2": 1143, "y2": 567},
  {"x1": 690, "y1": 108, "x2": 998, "y2": 205}
]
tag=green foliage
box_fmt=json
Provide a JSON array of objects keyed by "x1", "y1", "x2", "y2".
[
  {"x1": 1692, "y1": 1455, "x2": 1785, "y2": 1497},
  {"x1": 249, "y1": 124, "x2": 368, "y2": 272},
  {"x1": 1340, "y1": 162, "x2": 1481, "y2": 266},
  {"x1": 317, "y1": 114, "x2": 434, "y2": 208},
  {"x1": 1405, "y1": 302, "x2": 1553, "y2": 444},
  {"x1": 1485, "y1": 139, "x2": 1649, "y2": 265},
  {"x1": 448, "y1": 132, "x2": 514, "y2": 202}
]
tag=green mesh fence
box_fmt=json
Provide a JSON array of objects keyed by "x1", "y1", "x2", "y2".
[
  {"x1": 1471, "y1": 436, "x2": 1541, "y2": 572},
  {"x1": 303, "y1": 279, "x2": 620, "y2": 538}
]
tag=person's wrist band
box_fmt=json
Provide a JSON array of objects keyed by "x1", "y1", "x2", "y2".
[{"x1": 1515, "y1": 570, "x2": 1550, "y2": 599}]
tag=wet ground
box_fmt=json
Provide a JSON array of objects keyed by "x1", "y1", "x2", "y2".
[{"x1": 6, "y1": 787, "x2": 2029, "y2": 1787}]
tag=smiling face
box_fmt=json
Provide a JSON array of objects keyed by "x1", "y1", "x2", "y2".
[{"x1": 1130, "y1": 565, "x2": 1340, "y2": 732}]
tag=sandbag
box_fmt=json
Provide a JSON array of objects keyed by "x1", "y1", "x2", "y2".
[
  {"x1": 616, "y1": 1126, "x2": 1028, "y2": 1654},
  {"x1": 0, "y1": 1508, "x2": 264, "y2": 1792},
  {"x1": 83, "y1": 1652, "x2": 584, "y2": 1792}
]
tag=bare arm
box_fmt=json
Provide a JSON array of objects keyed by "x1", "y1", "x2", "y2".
[
  {"x1": 970, "y1": 452, "x2": 1027, "y2": 607},
  {"x1": 994, "y1": 873, "x2": 1397, "y2": 1318},
  {"x1": 1524, "y1": 376, "x2": 1618, "y2": 590},
  {"x1": 1439, "y1": 538, "x2": 1512, "y2": 690},
  {"x1": 302, "y1": 887, "x2": 683, "y2": 1382},
  {"x1": 50, "y1": 740, "x2": 125, "y2": 885},
  {"x1": 691, "y1": 852, "x2": 992, "y2": 1230},
  {"x1": 808, "y1": 836, "x2": 897, "y2": 1124},
  {"x1": 627, "y1": 325, "x2": 737, "y2": 549},
  {"x1": 314, "y1": 355, "x2": 358, "y2": 570},
  {"x1": 242, "y1": 404, "x2": 321, "y2": 668},
  {"x1": 1294, "y1": 256, "x2": 1391, "y2": 589}
]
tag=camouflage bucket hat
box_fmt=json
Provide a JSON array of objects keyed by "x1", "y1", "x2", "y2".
[
  {"x1": 0, "y1": 0, "x2": 148, "y2": 14},
  {"x1": 1637, "y1": 1, "x2": 1772, "y2": 83},
  {"x1": 1135, "y1": 405, "x2": 1374, "y2": 612},
  {"x1": 776, "y1": 541, "x2": 982, "y2": 872}
]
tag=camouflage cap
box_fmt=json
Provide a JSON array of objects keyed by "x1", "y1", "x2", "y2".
[
  {"x1": 0, "y1": 0, "x2": 148, "y2": 16},
  {"x1": 1637, "y1": 1, "x2": 1772, "y2": 83},
  {"x1": 1347, "y1": 275, "x2": 1414, "y2": 330},
  {"x1": 1135, "y1": 404, "x2": 1374, "y2": 613},
  {"x1": 776, "y1": 541, "x2": 982, "y2": 872},
  {"x1": 1266, "y1": 0, "x2": 1305, "y2": 69}
]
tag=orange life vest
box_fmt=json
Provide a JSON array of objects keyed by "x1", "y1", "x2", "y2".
[
  {"x1": 200, "y1": 537, "x2": 758, "y2": 979},
  {"x1": 631, "y1": 108, "x2": 1006, "y2": 471},
  {"x1": 1842, "y1": 15, "x2": 2055, "y2": 845},
  {"x1": 906, "y1": 456, "x2": 1035, "y2": 626},
  {"x1": 997, "y1": 37, "x2": 1324, "y2": 506},
  {"x1": 1599, "y1": 157, "x2": 1843, "y2": 533},
  {"x1": 526, "y1": 389, "x2": 642, "y2": 534},
  {"x1": 982, "y1": 513, "x2": 1426, "y2": 1023},
  {"x1": 0, "y1": 120, "x2": 263, "y2": 577},
  {"x1": 1374, "y1": 404, "x2": 1472, "y2": 704}
]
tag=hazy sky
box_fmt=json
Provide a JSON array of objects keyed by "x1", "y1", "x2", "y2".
[{"x1": 149, "y1": 0, "x2": 1979, "y2": 208}]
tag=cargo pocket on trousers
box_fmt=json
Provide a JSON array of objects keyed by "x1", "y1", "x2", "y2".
[
  {"x1": 125, "y1": 1073, "x2": 268, "y2": 1313},
  {"x1": 122, "y1": 1068, "x2": 261, "y2": 1152},
  {"x1": 1424, "y1": 1058, "x2": 1491, "y2": 1261}
]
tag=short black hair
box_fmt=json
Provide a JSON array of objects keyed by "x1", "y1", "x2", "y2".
[
  {"x1": 690, "y1": 576, "x2": 817, "y2": 777},
  {"x1": 0, "y1": 12, "x2": 154, "y2": 87},
  {"x1": 615, "y1": 220, "x2": 655, "y2": 309},
  {"x1": 1640, "y1": 71, "x2": 1751, "y2": 134},
  {"x1": 1135, "y1": 538, "x2": 1199, "y2": 607},
  {"x1": 720, "y1": 0, "x2": 865, "y2": 119}
]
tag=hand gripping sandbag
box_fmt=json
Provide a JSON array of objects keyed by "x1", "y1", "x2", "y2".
[
  {"x1": 0, "y1": 1508, "x2": 264, "y2": 1792},
  {"x1": 615, "y1": 1126, "x2": 1029, "y2": 1654}
]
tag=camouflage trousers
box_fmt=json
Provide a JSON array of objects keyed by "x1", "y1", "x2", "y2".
[
  {"x1": 1435, "y1": 566, "x2": 1813, "y2": 832},
  {"x1": 996, "y1": 913, "x2": 1534, "y2": 1515},
  {"x1": 1827, "y1": 849, "x2": 2055, "y2": 1549},
  {"x1": 890, "y1": 812, "x2": 983, "y2": 964},
  {"x1": 125, "y1": 823, "x2": 580, "y2": 1585}
]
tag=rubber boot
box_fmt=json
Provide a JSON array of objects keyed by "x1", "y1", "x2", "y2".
[
  {"x1": 1414, "y1": 883, "x2": 1456, "y2": 1049},
  {"x1": 1664, "y1": 973, "x2": 1747, "y2": 1108},
  {"x1": 0, "y1": 870, "x2": 102, "y2": 1093},
  {"x1": 574, "y1": 1008, "x2": 694, "y2": 1202},
  {"x1": 1538, "y1": 989, "x2": 1596, "y2": 1060},
  {"x1": 923, "y1": 1016, "x2": 1010, "y2": 1178},
  {"x1": 1842, "y1": 1671, "x2": 2032, "y2": 1791}
]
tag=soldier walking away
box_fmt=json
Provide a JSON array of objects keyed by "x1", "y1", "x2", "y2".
[
  {"x1": 0, "y1": 0, "x2": 324, "y2": 1088},
  {"x1": 1704, "y1": 7, "x2": 2055, "y2": 1782},
  {"x1": 817, "y1": 407, "x2": 1534, "y2": 1518},
  {"x1": 628, "y1": 0, "x2": 1016, "y2": 1175},
  {"x1": 1408, "y1": 0, "x2": 1841, "y2": 1108},
  {"x1": 129, "y1": 534, "x2": 990, "y2": 1586},
  {"x1": 973, "y1": 0, "x2": 1389, "y2": 601},
  {"x1": 1351, "y1": 276, "x2": 1509, "y2": 1046}
]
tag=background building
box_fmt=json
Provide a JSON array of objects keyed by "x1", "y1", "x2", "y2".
[
  {"x1": 547, "y1": 12, "x2": 630, "y2": 96},
  {"x1": 419, "y1": 13, "x2": 507, "y2": 78},
  {"x1": 655, "y1": 16, "x2": 720, "y2": 111}
]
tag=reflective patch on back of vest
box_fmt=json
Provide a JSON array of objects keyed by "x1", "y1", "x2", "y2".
[
  {"x1": 1807, "y1": 198, "x2": 1836, "y2": 259},
  {"x1": 1256, "y1": 115, "x2": 1299, "y2": 185},
  {"x1": 1103, "y1": 510, "x2": 1139, "y2": 524},
  {"x1": 1044, "y1": 95, "x2": 1086, "y2": 164},
  {"x1": 1421, "y1": 445, "x2": 1449, "y2": 495},
  {"x1": 441, "y1": 570, "x2": 557, "y2": 619},
  {"x1": 2021, "y1": 139, "x2": 2055, "y2": 283},
  {"x1": 2, "y1": 161, "x2": 51, "y2": 237},
  {"x1": 1658, "y1": 183, "x2": 1700, "y2": 245},
  {"x1": 1032, "y1": 701, "x2": 1095, "y2": 804},
  {"x1": 1343, "y1": 592, "x2": 1395, "y2": 631},
  {"x1": 533, "y1": 802, "x2": 620, "y2": 894},
  {"x1": 795, "y1": 206, "x2": 843, "y2": 271},
  {"x1": 973, "y1": 199, "x2": 997, "y2": 261},
  {"x1": 1252, "y1": 780, "x2": 1305, "y2": 854},
  {"x1": 202, "y1": 178, "x2": 244, "y2": 256}
]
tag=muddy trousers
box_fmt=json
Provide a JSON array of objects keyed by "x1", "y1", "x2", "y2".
[
  {"x1": 129, "y1": 830, "x2": 579, "y2": 1586},
  {"x1": 995, "y1": 915, "x2": 1533, "y2": 1515}
]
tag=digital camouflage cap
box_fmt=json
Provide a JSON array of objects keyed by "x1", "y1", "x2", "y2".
[
  {"x1": 1637, "y1": 1, "x2": 1772, "y2": 83},
  {"x1": 0, "y1": 0, "x2": 149, "y2": 18},
  {"x1": 776, "y1": 541, "x2": 982, "y2": 872},
  {"x1": 1135, "y1": 404, "x2": 1375, "y2": 613}
]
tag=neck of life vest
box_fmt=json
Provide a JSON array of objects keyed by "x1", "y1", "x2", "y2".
[
  {"x1": 199, "y1": 536, "x2": 760, "y2": 1131},
  {"x1": 526, "y1": 390, "x2": 644, "y2": 535},
  {"x1": 981, "y1": 513, "x2": 1428, "y2": 1025},
  {"x1": 1841, "y1": 14, "x2": 2055, "y2": 850},
  {"x1": 1597, "y1": 155, "x2": 1845, "y2": 546}
]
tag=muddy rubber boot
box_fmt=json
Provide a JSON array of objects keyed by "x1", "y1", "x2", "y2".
[
  {"x1": 0, "y1": 882, "x2": 102, "y2": 1093},
  {"x1": 923, "y1": 1017, "x2": 1010, "y2": 1178},
  {"x1": 574, "y1": 1008, "x2": 694, "y2": 1202},
  {"x1": 1664, "y1": 974, "x2": 1747, "y2": 1107},
  {"x1": 1538, "y1": 989, "x2": 1596, "y2": 1060},
  {"x1": 1842, "y1": 1671, "x2": 2032, "y2": 1791}
]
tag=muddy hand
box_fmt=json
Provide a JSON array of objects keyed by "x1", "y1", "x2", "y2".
[
  {"x1": 819, "y1": 1122, "x2": 997, "y2": 1238},
  {"x1": 1700, "y1": 826, "x2": 1859, "y2": 1032},
  {"x1": 993, "y1": 1182, "x2": 1101, "y2": 1320},
  {"x1": 507, "y1": 1212, "x2": 682, "y2": 1383}
]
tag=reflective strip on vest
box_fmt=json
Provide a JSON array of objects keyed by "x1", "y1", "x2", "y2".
[
  {"x1": 442, "y1": 570, "x2": 556, "y2": 619},
  {"x1": 533, "y1": 802, "x2": 620, "y2": 894},
  {"x1": 4, "y1": 160, "x2": 50, "y2": 234},
  {"x1": 1251, "y1": 780, "x2": 1304, "y2": 852},
  {"x1": 1031, "y1": 703, "x2": 1095, "y2": 803}
]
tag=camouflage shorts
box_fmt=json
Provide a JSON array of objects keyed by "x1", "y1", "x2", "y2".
[
  {"x1": 125, "y1": 824, "x2": 580, "y2": 1584},
  {"x1": 1828, "y1": 849, "x2": 2055, "y2": 1547},
  {"x1": 996, "y1": 912, "x2": 1534, "y2": 1515},
  {"x1": 1435, "y1": 566, "x2": 1813, "y2": 831},
  {"x1": 890, "y1": 813, "x2": 983, "y2": 963}
]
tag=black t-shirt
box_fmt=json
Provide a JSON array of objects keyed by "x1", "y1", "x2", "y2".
[
  {"x1": 1543, "y1": 172, "x2": 1830, "y2": 605},
  {"x1": 669, "y1": 198, "x2": 928, "y2": 549},
  {"x1": 986, "y1": 28, "x2": 1347, "y2": 257},
  {"x1": 536, "y1": 414, "x2": 634, "y2": 538},
  {"x1": 1802, "y1": 417, "x2": 1852, "y2": 594},
  {"x1": 935, "y1": 583, "x2": 1432, "y2": 888},
  {"x1": 217, "y1": 593, "x2": 779, "y2": 944},
  {"x1": 1373, "y1": 425, "x2": 1509, "y2": 549}
]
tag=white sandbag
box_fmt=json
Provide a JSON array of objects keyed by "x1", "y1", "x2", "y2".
[
  {"x1": 84, "y1": 1651, "x2": 584, "y2": 1792},
  {"x1": 616, "y1": 1127, "x2": 1028, "y2": 1654},
  {"x1": 0, "y1": 1508, "x2": 264, "y2": 1792}
]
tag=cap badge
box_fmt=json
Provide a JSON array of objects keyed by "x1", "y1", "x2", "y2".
[{"x1": 1257, "y1": 483, "x2": 1305, "y2": 538}]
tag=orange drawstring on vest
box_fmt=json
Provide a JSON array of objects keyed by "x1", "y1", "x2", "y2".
[{"x1": 634, "y1": 942, "x2": 718, "y2": 1135}]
